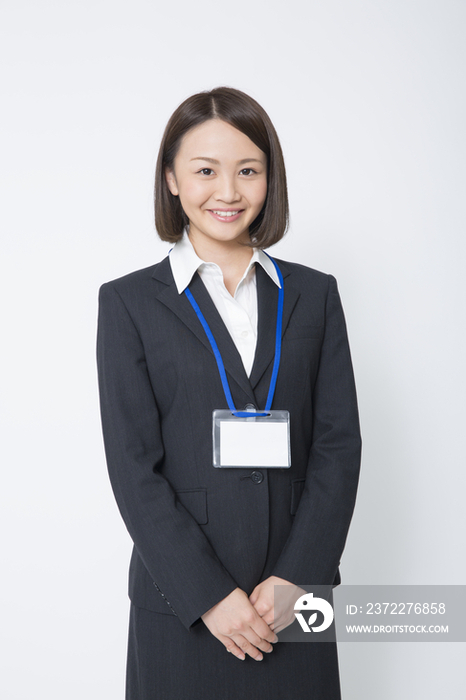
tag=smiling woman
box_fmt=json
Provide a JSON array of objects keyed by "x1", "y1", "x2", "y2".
[
  {"x1": 164, "y1": 119, "x2": 268, "y2": 293},
  {"x1": 154, "y1": 87, "x2": 288, "y2": 249},
  {"x1": 97, "y1": 86, "x2": 361, "y2": 700}
]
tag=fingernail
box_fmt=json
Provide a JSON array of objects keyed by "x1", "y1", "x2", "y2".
[{"x1": 256, "y1": 655, "x2": 263, "y2": 661}]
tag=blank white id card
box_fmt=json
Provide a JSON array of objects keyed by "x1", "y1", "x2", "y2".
[{"x1": 213, "y1": 410, "x2": 291, "y2": 468}]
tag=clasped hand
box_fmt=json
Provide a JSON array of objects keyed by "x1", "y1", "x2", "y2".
[{"x1": 201, "y1": 576, "x2": 304, "y2": 661}]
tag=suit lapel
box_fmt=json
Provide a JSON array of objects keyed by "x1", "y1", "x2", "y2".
[
  {"x1": 249, "y1": 261, "x2": 301, "y2": 391},
  {"x1": 152, "y1": 255, "x2": 301, "y2": 405},
  {"x1": 152, "y1": 257, "x2": 256, "y2": 403}
]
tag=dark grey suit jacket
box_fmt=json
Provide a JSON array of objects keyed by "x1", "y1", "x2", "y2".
[{"x1": 96, "y1": 256, "x2": 362, "y2": 631}]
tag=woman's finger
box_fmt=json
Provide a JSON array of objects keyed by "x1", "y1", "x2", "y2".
[
  {"x1": 220, "y1": 635, "x2": 246, "y2": 661},
  {"x1": 243, "y1": 629, "x2": 275, "y2": 654},
  {"x1": 231, "y1": 634, "x2": 264, "y2": 661},
  {"x1": 272, "y1": 614, "x2": 296, "y2": 634},
  {"x1": 251, "y1": 615, "x2": 279, "y2": 645}
]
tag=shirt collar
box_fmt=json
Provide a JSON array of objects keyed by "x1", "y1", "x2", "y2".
[{"x1": 169, "y1": 230, "x2": 281, "y2": 294}]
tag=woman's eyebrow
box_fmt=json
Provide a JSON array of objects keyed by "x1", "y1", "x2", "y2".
[{"x1": 189, "y1": 157, "x2": 263, "y2": 165}]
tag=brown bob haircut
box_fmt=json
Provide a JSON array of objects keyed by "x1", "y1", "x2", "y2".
[{"x1": 154, "y1": 87, "x2": 289, "y2": 249}]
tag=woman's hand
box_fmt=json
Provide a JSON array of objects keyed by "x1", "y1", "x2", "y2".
[
  {"x1": 201, "y1": 587, "x2": 278, "y2": 661},
  {"x1": 249, "y1": 576, "x2": 305, "y2": 634}
]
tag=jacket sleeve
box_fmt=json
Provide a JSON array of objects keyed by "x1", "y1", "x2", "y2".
[
  {"x1": 271, "y1": 274, "x2": 362, "y2": 585},
  {"x1": 96, "y1": 282, "x2": 238, "y2": 630}
]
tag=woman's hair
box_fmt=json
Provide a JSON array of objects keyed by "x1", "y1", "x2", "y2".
[{"x1": 154, "y1": 86, "x2": 288, "y2": 248}]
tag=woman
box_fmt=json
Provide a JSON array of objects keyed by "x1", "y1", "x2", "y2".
[{"x1": 97, "y1": 86, "x2": 361, "y2": 699}]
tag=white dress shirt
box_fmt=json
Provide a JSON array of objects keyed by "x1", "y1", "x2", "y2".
[{"x1": 169, "y1": 232, "x2": 281, "y2": 377}]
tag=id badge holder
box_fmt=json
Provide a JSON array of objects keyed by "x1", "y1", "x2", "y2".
[
  {"x1": 185, "y1": 252, "x2": 289, "y2": 470},
  {"x1": 213, "y1": 409, "x2": 291, "y2": 468}
]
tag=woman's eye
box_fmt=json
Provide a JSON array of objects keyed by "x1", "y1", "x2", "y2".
[
  {"x1": 199, "y1": 168, "x2": 214, "y2": 176},
  {"x1": 240, "y1": 168, "x2": 256, "y2": 176}
]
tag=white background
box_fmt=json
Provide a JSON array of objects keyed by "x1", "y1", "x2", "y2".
[{"x1": 1, "y1": 1, "x2": 465, "y2": 698}]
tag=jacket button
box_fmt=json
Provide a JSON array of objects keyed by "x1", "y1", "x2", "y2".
[{"x1": 250, "y1": 471, "x2": 263, "y2": 484}]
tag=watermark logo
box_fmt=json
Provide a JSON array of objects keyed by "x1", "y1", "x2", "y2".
[{"x1": 294, "y1": 592, "x2": 335, "y2": 633}]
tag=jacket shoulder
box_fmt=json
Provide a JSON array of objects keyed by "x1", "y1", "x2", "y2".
[
  {"x1": 99, "y1": 256, "x2": 171, "y2": 297},
  {"x1": 274, "y1": 257, "x2": 335, "y2": 291}
]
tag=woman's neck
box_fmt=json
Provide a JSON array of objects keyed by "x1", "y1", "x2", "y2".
[{"x1": 188, "y1": 230, "x2": 254, "y2": 297}]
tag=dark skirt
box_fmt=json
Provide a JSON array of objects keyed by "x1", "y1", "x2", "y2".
[{"x1": 126, "y1": 603, "x2": 341, "y2": 700}]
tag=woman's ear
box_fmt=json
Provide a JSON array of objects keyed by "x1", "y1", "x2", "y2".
[{"x1": 165, "y1": 168, "x2": 179, "y2": 196}]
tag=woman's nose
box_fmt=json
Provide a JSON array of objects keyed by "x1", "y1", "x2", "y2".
[{"x1": 214, "y1": 175, "x2": 240, "y2": 203}]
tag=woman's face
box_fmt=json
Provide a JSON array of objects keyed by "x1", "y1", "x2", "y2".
[{"x1": 165, "y1": 119, "x2": 268, "y2": 248}]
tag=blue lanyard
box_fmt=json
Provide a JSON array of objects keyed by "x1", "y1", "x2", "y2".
[{"x1": 184, "y1": 254, "x2": 284, "y2": 418}]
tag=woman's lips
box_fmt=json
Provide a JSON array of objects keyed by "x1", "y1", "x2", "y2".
[{"x1": 207, "y1": 209, "x2": 244, "y2": 223}]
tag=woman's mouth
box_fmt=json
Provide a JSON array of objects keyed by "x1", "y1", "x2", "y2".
[{"x1": 208, "y1": 209, "x2": 244, "y2": 222}]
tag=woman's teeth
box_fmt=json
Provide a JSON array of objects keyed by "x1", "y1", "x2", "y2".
[{"x1": 211, "y1": 210, "x2": 240, "y2": 217}]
